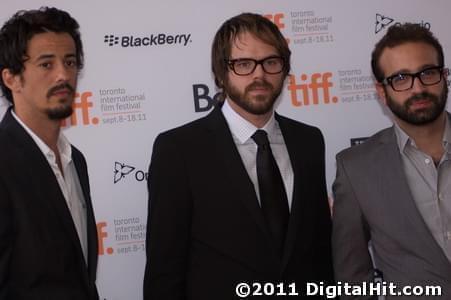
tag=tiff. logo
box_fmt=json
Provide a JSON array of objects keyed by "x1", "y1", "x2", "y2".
[{"x1": 287, "y1": 72, "x2": 338, "y2": 106}]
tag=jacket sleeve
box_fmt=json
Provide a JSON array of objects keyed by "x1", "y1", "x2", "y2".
[
  {"x1": 143, "y1": 132, "x2": 192, "y2": 300},
  {"x1": 0, "y1": 178, "x2": 12, "y2": 298},
  {"x1": 332, "y1": 154, "x2": 377, "y2": 300}
]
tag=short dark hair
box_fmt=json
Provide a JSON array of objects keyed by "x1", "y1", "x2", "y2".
[
  {"x1": 211, "y1": 13, "x2": 291, "y2": 99},
  {"x1": 371, "y1": 23, "x2": 444, "y2": 83},
  {"x1": 0, "y1": 7, "x2": 83, "y2": 103}
]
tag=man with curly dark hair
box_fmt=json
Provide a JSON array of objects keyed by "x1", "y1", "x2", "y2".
[{"x1": 0, "y1": 7, "x2": 99, "y2": 299}]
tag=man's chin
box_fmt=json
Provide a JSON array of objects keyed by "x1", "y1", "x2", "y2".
[{"x1": 46, "y1": 106, "x2": 73, "y2": 120}]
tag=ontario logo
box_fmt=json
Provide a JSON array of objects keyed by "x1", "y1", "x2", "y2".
[
  {"x1": 113, "y1": 161, "x2": 148, "y2": 183},
  {"x1": 375, "y1": 14, "x2": 394, "y2": 34},
  {"x1": 103, "y1": 33, "x2": 192, "y2": 47},
  {"x1": 375, "y1": 14, "x2": 431, "y2": 34},
  {"x1": 114, "y1": 162, "x2": 135, "y2": 183}
]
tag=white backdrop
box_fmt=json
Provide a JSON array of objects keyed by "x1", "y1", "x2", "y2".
[{"x1": 1, "y1": 1, "x2": 450, "y2": 299}]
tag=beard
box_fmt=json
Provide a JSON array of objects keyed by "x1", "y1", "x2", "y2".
[
  {"x1": 46, "y1": 103, "x2": 73, "y2": 120},
  {"x1": 45, "y1": 83, "x2": 75, "y2": 120},
  {"x1": 224, "y1": 78, "x2": 283, "y2": 115},
  {"x1": 385, "y1": 84, "x2": 448, "y2": 125}
]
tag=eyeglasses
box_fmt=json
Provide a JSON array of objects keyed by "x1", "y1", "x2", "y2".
[
  {"x1": 382, "y1": 66, "x2": 449, "y2": 92},
  {"x1": 226, "y1": 56, "x2": 285, "y2": 76}
]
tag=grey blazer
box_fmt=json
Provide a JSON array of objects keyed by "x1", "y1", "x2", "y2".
[{"x1": 332, "y1": 113, "x2": 451, "y2": 300}]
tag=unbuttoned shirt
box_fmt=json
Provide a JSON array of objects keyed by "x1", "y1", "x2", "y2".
[
  {"x1": 394, "y1": 116, "x2": 451, "y2": 262},
  {"x1": 12, "y1": 110, "x2": 88, "y2": 263},
  {"x1": 222, "y1": 99, "x2": 294, "y2": 210}
]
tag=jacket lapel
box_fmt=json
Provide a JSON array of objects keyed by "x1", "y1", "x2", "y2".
[
  {"x1": 205, "y1": 106, "x2": 275, "y2": 248},
  {"x1": 2, "y1": 109, "x2": 88, "y2": 273},
  {"x1": 375, "y1": 128, "x2": 451, "y2": 275},
  {"x1": 275, "y1": 114, "x2": 306, "y2": 270},
  {"x1": 72, "y1": 149, "x2": 97, "y2": 283}
]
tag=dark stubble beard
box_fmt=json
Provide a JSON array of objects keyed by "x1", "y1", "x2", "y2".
[
  {"x1": 386, "y1": 84, "x2": 448, "y2": 125},
  {"x1": 45, "y1": 83, "x2": 75, "y2": 120},
  {"x1": 224, "y1": 78, "x2": 284, "y2": 115}
]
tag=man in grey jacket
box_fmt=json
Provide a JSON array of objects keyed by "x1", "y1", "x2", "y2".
[{"x1": 332, "y1": 23, "x2": 451, "y2": 299}]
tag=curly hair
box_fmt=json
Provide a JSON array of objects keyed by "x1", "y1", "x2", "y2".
[{"x1": 0, "y1": 7, "x2": 83, "y2": 103}]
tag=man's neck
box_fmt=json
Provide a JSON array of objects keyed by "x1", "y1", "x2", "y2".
[
  {"x1": 226, "y1": 99, "x2": 273, "y2": 128},
  {"x1": 396, "y1": 112, "x2": 447, "y2": 161},
  {"x1": 14, "y1": 108, "x2": 61, "y2": 154}
]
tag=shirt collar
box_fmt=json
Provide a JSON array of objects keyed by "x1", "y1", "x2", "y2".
[
  {"x1": 11, "y1": 110, "x2": 72, "y2": 164},
  {"x1": 443, "y1": 114, "x2": 451, "y2": 155},
  {"x1": 222, "y1": 99, "x2": 276, "y2": 144},
  {"x1": 394, "y1": 114, "x2": 451, "y2": 154},
  {"x1": 393, "y1": 122, "x2": 411, "y2": 153}
]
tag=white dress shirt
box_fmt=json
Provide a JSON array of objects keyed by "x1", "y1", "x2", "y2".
[
  {"x1": 222, "y1": 99, "x2": 294, "y2": 210},
  {"x1": 12, "y1": 110, "x2": 88, "y2": 263}
]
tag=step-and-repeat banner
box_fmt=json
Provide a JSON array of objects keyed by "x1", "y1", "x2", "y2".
[{"x1": 1, "y1": 1, "x2": 450, "y2": 299}]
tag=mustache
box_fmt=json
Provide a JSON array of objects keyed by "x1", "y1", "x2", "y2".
[
  {"x1": 46, "y1": 83, "x2": 75, "y2": 98},
  {"x1": 405, "y1": 92, "x2": 438, "y2": 106},
  {"x1": 245, "y1": 80, "x2": 273, "y2": 92}
]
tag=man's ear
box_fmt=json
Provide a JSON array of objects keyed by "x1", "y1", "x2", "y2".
[
  {"x1": 2, "y1": 69, "x2": 21, "y2": 93},
  {"x1": 375, "y1": 82, "x2": 388, "y2": 106}
]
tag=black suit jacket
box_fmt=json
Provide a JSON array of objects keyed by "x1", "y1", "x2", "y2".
[
  {"x1": 144, "y1": 105, "x2": 333, "y2": 300},
  {"x1": 0, "y1": 108, "x2": 99, "y2": 300}
]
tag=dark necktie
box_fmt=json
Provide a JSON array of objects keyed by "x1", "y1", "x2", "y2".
[{"x1": 252, "y1": 129, "x2": 289, "y2": 257}]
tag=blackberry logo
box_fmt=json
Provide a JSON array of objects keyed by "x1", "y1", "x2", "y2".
[
  {"x1": 375, "y1": 14, "x2": 394, "y2": 34},
  {"x1": 114, "y1": 162, "x2": 135, "y2": 183},
  {"x1": 104, "y1": 35, "x2": 119, "y2": 46},
  {"x1": 103, "y1": 33, "x2": 192, "y2": 48}
]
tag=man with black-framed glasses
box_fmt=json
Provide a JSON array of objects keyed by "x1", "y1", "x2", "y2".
[
  {"x1": 144, "y1": 12, "x2": 334, "y2": 300},
  {"x1": 333, "y1": 23, "x2": 451, "y2": 299}
]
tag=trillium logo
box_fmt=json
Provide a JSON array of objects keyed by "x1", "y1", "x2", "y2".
[
  {"x1": 375, "y1": 14, "x2": 431, "y2": 34},
  {"x1": 375, "y1": 14, "x2": 394, "y2": 34},
  {"x1": 114, "y1": 162, "x2": 135, "y2": 183}
]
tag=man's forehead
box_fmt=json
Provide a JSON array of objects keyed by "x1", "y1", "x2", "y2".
[
  {"x1": 379, "y1": 42, "x2": 439, "y2": 72},
  {"x1": 26, "y1": 32, "x2": 75, "y2": 57}
]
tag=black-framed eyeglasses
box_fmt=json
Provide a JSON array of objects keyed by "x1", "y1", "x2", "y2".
[
  {"x1": 382, "y1": 66, "x2": 449, "y2": 92},
  {"x1": 226, "y1": 56, "x2": 285, "y2": 76}
]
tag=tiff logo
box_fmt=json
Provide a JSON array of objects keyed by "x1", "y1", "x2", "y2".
[
  {"x1": 287, "y1": 72, "x2": 338, "y2": 107},
  {"x1": 104, "y1": 34, "x2": 119, "y2": 46},
  {"x1": 97, "y1": 222, "x2": 114, "y2": 255},
  {"x1": 264, "y1": 13, "x2": 289, "y2": 44},
  {"x1": 61, "y1": 92, "x2": 99, "y2": 127},
  {"x1": 264, "y1": 13, "x2": 285, "y2": 29}
]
